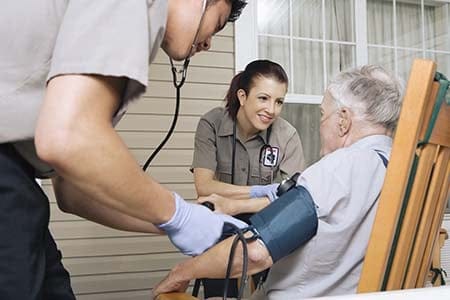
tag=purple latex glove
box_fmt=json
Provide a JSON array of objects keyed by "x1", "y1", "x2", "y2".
[
  {"x1": 158, "y1": 193, "x2": 247, "y2": 256},
  {"x1": 250, "y1": 183, "x2": 279, "y2": 202}
]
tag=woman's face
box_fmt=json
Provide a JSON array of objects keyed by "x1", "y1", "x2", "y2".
[{"x1": 237, "y1": 76, "x2": 287, "y2": 135}]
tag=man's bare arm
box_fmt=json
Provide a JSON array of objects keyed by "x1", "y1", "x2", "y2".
[
  {"x1": 53, "y1": 176, "x2": 163, "y2": 234},
  {"x1": 35, "y1": 75, "x2": 175, "y2": 224},
  {"x1": 153, "y1": 235, "x2": 273, "y2": 296}
]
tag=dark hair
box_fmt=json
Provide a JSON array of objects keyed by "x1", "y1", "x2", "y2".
[
  {"x1": 225, "y1": 59, "x2": 288, "y2": 119},
  {"x1": 208, "y1": 0, "x2": 247, "y2": 23},
  {"x1": 228, "y1": 0, "x2": 247, "y2": 22}
]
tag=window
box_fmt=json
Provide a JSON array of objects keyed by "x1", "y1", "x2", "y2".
[{"x1": 236, "y1": 0, "x2": 450, "y2": 167}]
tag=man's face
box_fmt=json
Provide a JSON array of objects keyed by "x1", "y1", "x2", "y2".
[
  {"x1": 162, "y1": 0, "x2": 232, "y2": 61},
  {"x1": 319, "y1": 91, "x2": 342, "y2": 157}
]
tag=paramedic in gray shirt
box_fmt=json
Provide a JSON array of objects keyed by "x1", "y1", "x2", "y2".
[
  {"x1": 0, "y1": 1, "x2": 247, "y2": 299},
  {"x1": 153, "y1": 65, "x2": 404, "y2": 299}
]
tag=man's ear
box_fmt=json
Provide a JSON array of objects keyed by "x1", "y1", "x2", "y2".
[
  {"x1": 237, "y1": 89, "x2": 246, "y2": 106},
  {"x1": 338, "y1": 108, "x2": 351, "y2": 137}
]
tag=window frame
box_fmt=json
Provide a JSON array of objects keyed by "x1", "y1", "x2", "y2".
[
  {"x1": 235, "y1": 0, "x2": 450, "y2": 103},
  {"x1": 235, "y1": 0, "x2": 450, "y2": 211}
]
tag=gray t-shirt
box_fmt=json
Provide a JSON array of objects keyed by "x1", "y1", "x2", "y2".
[
  {"x1": 251, "y1": 135, "x2": 392, "y2": 299},
  {"x1": 0, "y1": 0, "x2": 167, "y2": 177}
]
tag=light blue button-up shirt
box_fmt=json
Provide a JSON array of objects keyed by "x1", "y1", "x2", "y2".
[{"x1": 252, "y1": 135, "x2": 392, "y2": 299}]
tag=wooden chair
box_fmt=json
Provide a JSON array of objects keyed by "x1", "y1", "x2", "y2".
[
  {"x1": 358, "y1": 58, "x2": 450, "y2": 293},
  {"x1": 156, "y1": 293, "x2": 197, "y2": 300},
  {"x1": 428, "y1": 228, "x2": 448, "y2": 286},
  {"x1": 156, "y1": 59, "x2": 450, "y2": 299}
]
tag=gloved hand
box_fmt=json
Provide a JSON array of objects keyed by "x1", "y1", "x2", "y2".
[
  {"x1": 157, "y1": 192, "x2": 247, "y2": 256},
  {"x1": 250, "y1": 183, "x2": 279, "y2": 202}
]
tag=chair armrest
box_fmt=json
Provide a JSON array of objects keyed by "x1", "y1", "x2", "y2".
[{"x1": 155, "y1": 292, "x2": 198, "y2": 300}]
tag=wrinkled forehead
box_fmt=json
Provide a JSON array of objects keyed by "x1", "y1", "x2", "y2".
[{"x1": 320, "y1": 91, "x2": 337, "y2": 110}]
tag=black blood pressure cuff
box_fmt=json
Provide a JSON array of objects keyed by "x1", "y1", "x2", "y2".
[{"x1": 249, "y1": 185, "x2": 318, "y2": 263}]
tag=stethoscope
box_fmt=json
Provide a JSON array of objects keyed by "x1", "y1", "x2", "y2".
[
  {"x1": 231, "y1": 120, "x2": 275, "y2": 185},
  {"x1": 143, "y1": 0, "x2": 207, "y2": 171}
]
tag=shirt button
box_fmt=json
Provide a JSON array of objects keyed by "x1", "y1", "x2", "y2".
[{"x1": 241, "y1": 168, "x2": 246, "y2": 172}]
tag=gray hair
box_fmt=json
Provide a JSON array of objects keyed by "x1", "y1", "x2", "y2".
[{"x1": 327, "y1": 65, "x2": 404, "y2": 132}]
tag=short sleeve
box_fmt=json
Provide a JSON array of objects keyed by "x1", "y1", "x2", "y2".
[
  {"x1": 191, "y1": 118, "x2": 219, "y2": 172},
  {"x1": 296, "y1": 156, "x2": 348, "y2": 219},
  {"x1": 48, "y1": 0, "x2": 150, "y2": 97},
  {"x1": 279, "y1": 132, "x2": 306, "y2": 177}
]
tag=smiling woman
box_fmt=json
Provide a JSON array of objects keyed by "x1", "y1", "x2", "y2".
[{"x1": 191, "y1": 59, "x2": 306, "y2": 298}]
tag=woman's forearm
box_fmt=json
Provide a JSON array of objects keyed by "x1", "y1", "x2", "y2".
[{"x1": 194, "y1": 168, "x2": 252, "y2": 199}]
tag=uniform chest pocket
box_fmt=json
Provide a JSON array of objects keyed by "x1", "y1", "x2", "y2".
[
  {"x1": 216, "y1": 159, "x2": 233, "y2": 184},
  {"x1": 250, "y1": 165, "x2": 275, "y2": 185}
]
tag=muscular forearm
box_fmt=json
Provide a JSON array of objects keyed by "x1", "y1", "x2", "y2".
[
  {"x1": 36, "y1": 75, "x2": 175, "y2": 225},
  {"x1": 46, "y1": 125, "x2": 173, "y2": 224},
  {"x1": 53, "y1": 176, "x2": 163, "y2": 234}
]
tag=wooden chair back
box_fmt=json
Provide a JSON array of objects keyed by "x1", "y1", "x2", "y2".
[{"x1": 358, "y1": 59, "x2": 450, "y2": 292}]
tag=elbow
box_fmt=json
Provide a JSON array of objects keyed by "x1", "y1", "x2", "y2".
[
  {"x1": 35, "y1": 126, "x2": 79, "y2": 171},
  {"x1": 248, "y1": 240, "x2": 273, "y2": 268},
  {"x1": 195, "y1": 184, "x2": 209, "y2": 197},
  {"x1": 52, "y1": 177, "x2": 75, "y2": 214},
  {"x1": 193, "y1": 168, "x2": 216, "y2": 197},
  {"x1": 194, "y1": 177, "x2": 212, "y2": 197},
  {"x1": 53, "y1": 179, "x2": 75, "y2": 214},
  {"x1": 56, "y1": 196, "x2": 72, "y2": 214}
]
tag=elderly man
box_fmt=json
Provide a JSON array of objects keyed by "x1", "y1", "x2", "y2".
[{"x1": 153, "y1": 65, "x2": 404, "y2": 299}]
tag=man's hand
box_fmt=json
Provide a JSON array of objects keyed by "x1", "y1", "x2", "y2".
[
  {"x1": 152, "y1": 260, "x2": 192, "y2": 298},
  {"x1": 157, "y1": 193, "x2": 247, "y2": 256}
]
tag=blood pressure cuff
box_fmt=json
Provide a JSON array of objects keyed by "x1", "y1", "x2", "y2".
[{"x1": 249, "y1": 185, "x2": 318, "y2": 263}]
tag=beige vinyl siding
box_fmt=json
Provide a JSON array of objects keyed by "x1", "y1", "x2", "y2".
[{"x1": 45, "y1": 24, "x2": 235, "y2": 299}]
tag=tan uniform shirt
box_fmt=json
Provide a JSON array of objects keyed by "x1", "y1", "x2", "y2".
[
  {"x1": 0, "y1": 0, "x2": 167, "y2": 177},
  {"x1": 192, "y1": 107, "x2": 306, "y2": 185}
]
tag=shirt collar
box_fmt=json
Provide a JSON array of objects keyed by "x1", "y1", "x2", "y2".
[
  {"x1": 351, "y1": 135, "x2": 393, "y2": 156},
  {"x1": 217, "y1": 112, "x2": 271, "y2": 143}
]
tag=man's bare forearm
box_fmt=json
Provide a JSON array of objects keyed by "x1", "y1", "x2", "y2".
[
  {"x1": 53, "y1": 176, "x2": 163, "y2": 234},
  {"x1": 153, "y1": 235, "x2": 273, "y2": 295}
]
